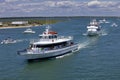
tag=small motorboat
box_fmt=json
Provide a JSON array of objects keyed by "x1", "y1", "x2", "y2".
[
  {"x1": 111, "y1": 23, "x2": 118, "y2": 27},
  {"x1": 23, "y1": 28, "x2": 35, "y2": 34},
  {"x1": 1, "y1": 37, "x2": 17, "y2": 44},
  {"x1": 99, "y1": 18, "x2": 110, "y2": 24}
]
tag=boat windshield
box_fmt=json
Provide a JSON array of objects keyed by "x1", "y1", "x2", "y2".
[
  {"x1": 29, "y1": 44, "x2": 36, "y2": 48},
  {"x1": 39, "y1": 35, "x2": 57, "y2": 39}
]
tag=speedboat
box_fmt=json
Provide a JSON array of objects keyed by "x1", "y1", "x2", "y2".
[
  {"x1": 18, "y1": 26, "x2": 79, "y2": 61},
  {"x1": 1, "y1": 37, "x2": 17, "y2": 44},
  {"x1": 111, "y1": 23, "x2": 118, "y2": 27},
  {"x1": 23, "y1": 28, "x2": 35, "y2": 34},
  {"x1": 99, "y1": 18, "x2": 109, "y2": 24},
  {"x1": 87, "y1": 19, "x2": 101, "y2": 36}
]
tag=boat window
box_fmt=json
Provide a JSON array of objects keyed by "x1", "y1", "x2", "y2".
[
  {"x1": 42, "y1": 36, "x2": 47, "y2": 39},
  {"x1": 44, "y1": 36, "x2": 47, "y2": 39},
  {"x1": 30, "y1": 44, "x2": 36, "y2": 48},
  {"x1": 36, "y1": 45, "x2": 41, "y2": 48},
  {"x1": 50, "y1": 36, "x2": 53, "y2": 39},
  {"x1": 51, "y1": 36, "x2": 52, "y2": 38},
  {"x1": 49, "y1": 36, "x2": 52, "y2": 39},
  {"x1": 53, "y1": 36, "x2": 55, "y2": 38},
  {"x1": 54, "y1": 35, "x2": 57, "y2": 38},
  {"x1": 39, "y1": 36, "x2": 42, "y2": 38},
  {"x1": 33, "y1": 45, "x2": 36, "y2": 48},
  {"x1": 50, "y1": 35, "x2": 57, "y2": 39}
]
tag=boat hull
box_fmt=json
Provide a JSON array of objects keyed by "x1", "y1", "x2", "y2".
[
  {"x1": 87, "y1": 31, "x2": 100, "y2": 37},
  {"x1": 23, "y1": 31, "x2": 35, "y2": 34},
  {"x1": 18, "y1": 44, "x2": 79, "y2": 60}
]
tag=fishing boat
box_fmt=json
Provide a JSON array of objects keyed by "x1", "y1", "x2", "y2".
[
  {"x1": 87, "y1": 19, "x2": 101, "y2": 36},
  {"x1": 23, "y1": 28, "x2": 35, "y2": 34},
  {"x1": 18, "y1": 26, "x2": 79, "y2": 60},
  {"x1": 1, "y1": 37, "x2": 17, "y2": 44}
]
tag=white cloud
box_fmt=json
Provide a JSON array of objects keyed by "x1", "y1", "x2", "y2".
[
  {"x1": 0, "y1": 0, "x2": 120, "y2": 17},
  {"x1": 55, "y1": 1, "x2": 75, "y2": 8},
  {"x1": 4, "y1": 0, "x2": 30, "y2": 3},
  {"x1": 5, "y1": 0, "x2": 19, "y2": 2},
  {"x1": 87, "y1": 0, "x2": 101, "y2": 7},
  {"x1": 43, "y1": 1, "x2": 56, "y2": 7},
  {"x1": 87, "y1": 0, "x2": 118, "y2": 8}
]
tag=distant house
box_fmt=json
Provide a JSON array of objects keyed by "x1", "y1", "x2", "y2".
[
  {"x1": 0, "y1": 22, "x2": 3, "y2": 27},
  {"x1": 11, "y1": 21, "x2": 28, "y2": 26}
]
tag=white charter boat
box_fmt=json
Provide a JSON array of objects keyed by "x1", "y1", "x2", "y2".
[
  {"x1": 23, "y1": 28, "x2": 35, "y2": 34},
  {"x1": 18, "y1": 26, "x2": 79, "y2": 60},
  {"x1": 87, "y1": 19, "x2": 101, "y2": 36}
]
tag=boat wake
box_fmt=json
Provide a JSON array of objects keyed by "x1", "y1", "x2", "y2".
[
  {"x1": 55, "y1": 53, "x2": 73, "y2": 59},
  {"x1": 16, "y1": 38, "x2": 32, "y2": 43},
  {"x1": 78, "y1": 41, "x2": 90, "y2": 50},
  {"x1": 13, "y1": 38, "x2": 29, "y2": 43},
  {"x1": 15, "y1": 39, "x2": 24, "y2": 43},
  {"x1": 56, "y1": 41, "x2": 90, "y2": 59},
  {"x1": 0, "y1": 38, "x2": 30, "y2": 45},
  {"x1": 82, "y1": 33, "x2": 87, "y2": 36}
]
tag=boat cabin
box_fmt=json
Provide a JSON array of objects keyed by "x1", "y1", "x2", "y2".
[
  {"x1": 29, "y1": 41, "x2": 73, "y2": 51},
  {"x1": 39, "y1": 31, "x2": 57, "y2": 39},
  {"x1": 29, "y1": 26, "x2": 74, "y2": 51}
]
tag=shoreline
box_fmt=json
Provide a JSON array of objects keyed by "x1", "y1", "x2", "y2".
[{"x1": 0, "y1": 25, "x2": 42, "y2": 29}]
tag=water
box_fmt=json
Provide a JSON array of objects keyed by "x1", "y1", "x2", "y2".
[{"x1": 0, "y1": 17, "x2": 120, "y2": 80}]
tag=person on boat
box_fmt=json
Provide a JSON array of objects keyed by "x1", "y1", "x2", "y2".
[{"x1": 70, "y1": 42, "x2": 74, "y2": 45}]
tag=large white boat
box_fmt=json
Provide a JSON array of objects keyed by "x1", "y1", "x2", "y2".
[
  {"x1": 87, "y1": 19, "x2": 101, "y2": 36},
  {"x1": 18, "y1": 26, "x2": 79, "y2": 61},
  {"x1": 23, "y1": 28, "x2": 35, "y2": 34}
]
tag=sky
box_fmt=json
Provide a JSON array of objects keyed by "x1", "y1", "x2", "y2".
[{"x1": 0, "y1": 0, "x2": 120, "y2": 17}]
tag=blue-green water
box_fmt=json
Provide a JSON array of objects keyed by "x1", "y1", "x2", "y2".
[{"x1": 0, "y1": 17, "x2": 120, "y2": 80}]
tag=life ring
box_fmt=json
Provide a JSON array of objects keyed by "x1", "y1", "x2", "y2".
[{"x1": 52, "y1": 40, "x2": 54, "y2": 42}]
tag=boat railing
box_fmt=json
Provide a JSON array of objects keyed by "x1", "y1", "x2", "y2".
[
  {"x1": 30, "y1": 39, "x2": 52, "y2": 43},
  {"x1": 57, "y1": 36, "x2": 73, "y2": 39},
  {"x1": 30, "y1": 36, "x2": 73, "y2": 44}
]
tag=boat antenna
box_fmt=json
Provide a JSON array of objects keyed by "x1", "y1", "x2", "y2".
[{"x1": 45, "y1": 25, "x2": 51, "y2": 32}]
